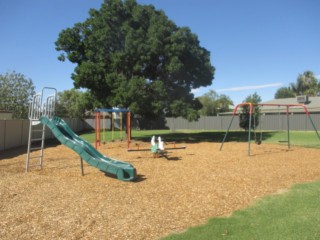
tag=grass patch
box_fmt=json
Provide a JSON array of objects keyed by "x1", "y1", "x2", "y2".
[
  {"x1": 262, "y1": 131, "x2": 320, "y2": 148},
  {"x1": 163, "y1": 181, "x2": 320, "y2": 240},
  {"x1": 80, "y1": 130, "x2": 320, "y2": 148}
]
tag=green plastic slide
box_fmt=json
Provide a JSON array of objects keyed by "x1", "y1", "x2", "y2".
[{"x1": 40, "y1": 116, "x2": 136, "y2": 181}]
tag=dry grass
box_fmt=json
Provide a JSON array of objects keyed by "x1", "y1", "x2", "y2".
[{"x1": 1, "y1": 141, "x2": 320, "y2": 239}]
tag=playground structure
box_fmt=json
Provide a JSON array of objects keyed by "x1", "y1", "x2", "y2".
[
  {"x1": 25, "y1": 88, "x2": 136, "y2": 181},
  {"x1": 220, "y1": 102, "x2": 320, "y2": 156},
  {"x1": 5, "y1": 97, "x2": 320, "y2": 239},
  {"x1": 94, "y1": 108, "x2": 131, "y2": 149},
  {"x1": 26, "y1": 87, "x2": 57, "y2": 172},
  {"x1": 126, "y1": 134, "x2": 186, "y2": 157},
  {"x1": 150, "y1": 136, "x2": 165, "y2": 157}
]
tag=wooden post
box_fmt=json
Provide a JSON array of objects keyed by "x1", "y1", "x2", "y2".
[{"x1": 80, "y1": 157, "x2": 84, "y2": 176}]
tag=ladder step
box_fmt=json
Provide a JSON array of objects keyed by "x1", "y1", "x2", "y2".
[
  {"x1": 29, "y1": 155, "x2": 43, "y2": 159},
  {"x1": 32, "y1": 129, "x2": 44, "y2": 132},
  {"x1": 30, "y1": 147, "x2": 42, "y2": 151},
  {"x1": 31, "y1": 138, "x2": 43, "y2": 142},
  {"x1": 27, "y1": 164, "x2": 42, "y2": 168}
]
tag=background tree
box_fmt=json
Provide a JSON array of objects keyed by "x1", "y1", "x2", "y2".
[
  {"x1": 275, "y1": 70, "x2": 319, "y2": 98},
  {"x1": 290, "y1": 71, "x2": 319, "y2": 96},
  {"x1": 56, "y1": 89, "x2": 98, "y2": 118},
  {"x1": 0, "y1": 71, "x2": 35, "y2": 119},
  {"x1": 239, "y1": 92, "x2": 261, "y2": 131},
  {"x1": 274, "y1": 86, "x2": 296, "y2": 99},
  {"x1": 55, "y1": 0, "x2": 215, "y2": 121},
  {"x1": 198, "y1": 90, "x2": 233, "y2": 116}
]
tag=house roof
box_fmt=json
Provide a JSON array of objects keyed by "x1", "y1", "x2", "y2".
[
  {"x1": 219, "y1": 96, "x2": 320, "y2": 115},
  {"x1": 259, "y1": 96, "x2": 320, "y2": 113}
]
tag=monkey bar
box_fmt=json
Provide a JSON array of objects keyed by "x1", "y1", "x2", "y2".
[{"x1": 220, "y1": 103, "x2": 320, "y2": 156}]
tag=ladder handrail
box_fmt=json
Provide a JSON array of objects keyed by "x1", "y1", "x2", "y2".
[{"x1": 26, "y1": 87, "x2": 57, "y2": 172}]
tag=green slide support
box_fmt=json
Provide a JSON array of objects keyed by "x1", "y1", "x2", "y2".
[{"x1": 40, "y1": 116, "x2": 136, "y2": 181}]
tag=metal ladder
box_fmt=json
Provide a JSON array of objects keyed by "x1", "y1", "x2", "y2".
[{"x1": 26, "y1": 87, "x2": 57, "y2": 172}]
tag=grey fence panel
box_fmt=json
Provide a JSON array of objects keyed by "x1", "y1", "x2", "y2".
[
  {"x1": 84, "y1": 119, "x2": 95, "y2": 130},
  {"x1": 166, "y1": 114, "x2": 320, "y2": 132},
  {"x1": 21, "y1": 120, "x2": 30, "y2": 146},
  {"x1": 290, "y1": 114, "x2": 304, "y2": 131},
  {"x1": 169, "y1": 117, "x2": 189, "y2": 130},
  {"x1": 1, "y1": 118, "x2": 88, "y2": 152},
  {"x1": 203, "y1": 116, "x2": 216, "y2": 130},
  {"x1": 213, "y1": 116, "x2": 224, "y2": 130},
  {"x1": 308, "y1": 114, "x2": 320, "y2": 131},
  {"x1": 166, "y1": 118, "x2": 175, "y2": 131},
  {"x1": 189, "y1": 118, "x2": 204, "y2": 130},
  {"x1": 4, "y1": 120, "x2": 23, "y2": 150},
  {"x1": 165, "y1": 116, "x2": 243, "y2": 131},
  {"x1": 259, "y1": 114, "x2": 320, "y2": 131},
  {"x1": 260, "y1": 114, "x2": 284, "y2": 130},
  {"x1": 0, "y1": 121, "x2": 5, "y2": 151},
  {"x1": 64, "y1": 119, "x2": 79, "y2": 132},
  {"x1": 220, "y1": 115, "x2": 241, "y2": 131}
]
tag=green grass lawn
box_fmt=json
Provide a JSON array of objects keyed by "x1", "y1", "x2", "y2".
[
  {"x1": 163, "y1": 181, "x2": 320, "y2": 240},
  {"x1": 262, "y1": 131, "x2": 320, "y2": 148},
  {"x1": 79, "y1": 129, "x2": 320, "y2": 240},
  {"x1": 80, "y1": 129, "x2": 320, "y2": 148}
]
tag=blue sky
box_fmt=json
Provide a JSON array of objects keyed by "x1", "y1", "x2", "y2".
[{"x1": 1, "y1": 0, "x2": 319, "y2": 104}]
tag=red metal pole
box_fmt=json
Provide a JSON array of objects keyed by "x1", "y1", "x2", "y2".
[
  {"x1": 95, "y1": 111, "x2": 101, "y2": 149},
  {"x1": 127, "y1": 112, "x2": 131, "y2": 149}
]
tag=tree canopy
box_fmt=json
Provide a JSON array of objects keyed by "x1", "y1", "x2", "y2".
[
  {"x1": 239, "y1": 92, "x2": 261, "y2": 131},
  {"x1": 55, "y1": 89, "x2": 98, "y2": 118},
  {"x1": 198, "y1": 90, "x2": 233, "y2": 116},
  {"x1": 274, "y1": 86, "x2": 296, "y2": 99},
  {"x1": 275, "y1": 71, "x2": 319, "y2": 99},
  {"x1": 55, "y1": 0, "x2": 215, "y2": 120},
  {"x1": 0, "y1": 71, "x2": 35, "y2": 119}
]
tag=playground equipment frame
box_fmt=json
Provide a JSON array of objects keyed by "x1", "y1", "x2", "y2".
[
  {"x1": 95, "y1": 108, "x2": 131, "y2": 149},
  {"x1": 26, "y1": 87, "x2": 57, "y2": 172},
  {"x1": 220, "y1": 102, "x2": 320, "y2": 156}
]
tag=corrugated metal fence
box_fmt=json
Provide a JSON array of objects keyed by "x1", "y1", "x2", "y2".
[
  {"x1": 1, "y1": 114, "x2": 320, "y2": 152},
  {"x1": 166, "y1": 114, "x2": 320, "y2": 131},
  {"x1": 0, "y1": 119, "x2": 88, "y2": 152}
]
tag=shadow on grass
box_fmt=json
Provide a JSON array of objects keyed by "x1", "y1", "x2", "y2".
[{"x1": 133, "y1": 131, "x2": 278, "y2": 144}]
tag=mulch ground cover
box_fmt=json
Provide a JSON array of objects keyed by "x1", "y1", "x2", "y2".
[{"x1": 1, "y1": 141, "x2": 320, "y2": 239}]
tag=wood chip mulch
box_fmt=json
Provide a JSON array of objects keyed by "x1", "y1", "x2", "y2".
[{"x1": 1, "y1": 141, "x2": 320, "y2": 240}]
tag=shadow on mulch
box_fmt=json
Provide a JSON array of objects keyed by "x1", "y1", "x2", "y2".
[
  {"x1": 103, "y1": 172, "x2": 147, "y2": 183},
  {"x1": 0, "y1": 139, "x2": 61, "y2": 160}
]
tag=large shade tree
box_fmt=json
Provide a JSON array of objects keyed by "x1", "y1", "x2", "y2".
[{"x1": 55, "y1": 0, "x2": 215, "y2": 120}]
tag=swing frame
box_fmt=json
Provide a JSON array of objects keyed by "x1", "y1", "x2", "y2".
[
  {"x1": 253, "y1": 110, "x2": 263, "y2": 145},
  {"x1": 220, "y1": 102, "x2": 320, "y2": 156},
  {"x1": 95, "y1": 108, "x2": 131, "y2": 149}
]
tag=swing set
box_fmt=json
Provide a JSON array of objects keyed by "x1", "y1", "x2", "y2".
[
  {"x1": 220, "y1": 102, "x2": 320, "y2": 156},
  {"x1": 95, "y1": 108, "x2": 131, "y2": 149}
]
